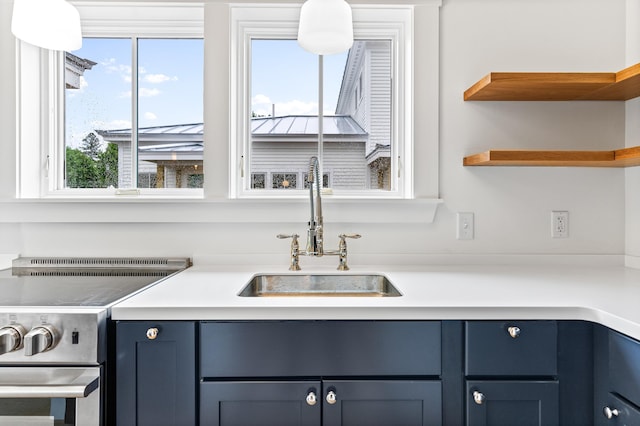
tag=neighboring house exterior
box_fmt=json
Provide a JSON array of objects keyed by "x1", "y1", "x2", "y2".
[
  {"x1": 336, "y1": 40, "x2": 392, "y2": 190},
  {"x1": 65, "y1": 52, "x2": 96, "y2": 89},
  {"x1": 96, "y1": 124, "x2": 204, "y2": 189},
  {"x1": 250, "y1": 115, "x2": 367, "y2": 190},
  {"x1": 91, "y1": 40, "x2": 391, "y2": 190}
]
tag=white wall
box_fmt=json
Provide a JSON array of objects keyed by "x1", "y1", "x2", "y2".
[
  {"x1": 626, "y1": 0, "x2": 640, "y2": 267},
  {"x1": 0, "y1": 0, "x2": 631, "y2": 264}
]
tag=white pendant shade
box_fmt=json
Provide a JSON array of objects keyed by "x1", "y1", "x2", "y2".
[
  {"x1": 11, "y1": 0, "x2": 82, "y2": 51},
  {"x1": 297, "y1": 0, "x2": 353, "y2": 55}
]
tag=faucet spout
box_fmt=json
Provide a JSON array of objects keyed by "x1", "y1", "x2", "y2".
[
  {"x1": 307, "y1": 156, "x2": 323, "y2": 255},
  {"x1": 277, "y1": 157, "x2": 361, "y2": 269}
]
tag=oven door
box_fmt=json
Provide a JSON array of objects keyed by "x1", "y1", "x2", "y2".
[{"x1": 0, "y1": 367, "x2": 100, "y2": 426}]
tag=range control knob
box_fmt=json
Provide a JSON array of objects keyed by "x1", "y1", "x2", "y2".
[
  {"x1": 24, "y1": 325, "x2": 59, "y2": 356},
  {"x1": 0, "y1": 325, "x2": 27, "y2": 355}
]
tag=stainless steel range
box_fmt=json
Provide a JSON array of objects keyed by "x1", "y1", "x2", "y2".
[{"x1": 0, "y1": 257, "x2": 190, "y2": 426}]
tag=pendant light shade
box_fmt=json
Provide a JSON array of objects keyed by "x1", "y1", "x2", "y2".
[
  {"x1": 297, "y1": 0, "x2": 353, "y2": 55},
  {"x1": 11, "y1": 0, "x2": 82, "y2": 51}
]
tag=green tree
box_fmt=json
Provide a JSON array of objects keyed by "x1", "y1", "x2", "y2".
[
  {"x1": 80, "y1": 132, "x2": 102, "y2": 160},
  {"x1": 66, "y1": 147, "x2": 99, "y2": 188},
  {"x1": 97, "y1": 143, "x2": 119, "y2": 187}
]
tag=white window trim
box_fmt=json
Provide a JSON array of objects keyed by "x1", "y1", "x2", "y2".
[
  {"x1": 16, "y1": 2, "x2": 204, "y2": 199},
  {"x1": 230, "y1": 5, "x2": 414, "y2": 199}
]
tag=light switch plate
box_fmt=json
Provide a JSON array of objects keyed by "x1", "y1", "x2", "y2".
[{"x1": 457, "y1": 212, "x2": 474, "y2": 240}]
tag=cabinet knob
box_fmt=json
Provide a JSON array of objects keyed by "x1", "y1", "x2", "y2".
[
  {"x1": 603, "y1": 406, "x2": 619, "y2": 419},
  {"x1": 326, "y1": 390, "x2": 337, "y2": 405},
  {"x1": 146, "y1": 327, "x2": 159, "y2": 340},
  {"x1": 306, "y1": 391, "x2": 317, "y2": 406},
  {"x1": 473, "y1": 391, "x2": 486, "y2": 405},
  {"x1": 507, "y1": 326, "x2": 521, "y2": 338}
]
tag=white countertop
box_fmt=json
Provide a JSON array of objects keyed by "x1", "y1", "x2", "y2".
[{"x1": 111, "y1": 263, "x2": 640, "y2": 340}]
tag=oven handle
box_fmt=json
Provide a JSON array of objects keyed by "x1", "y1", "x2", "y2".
[{"x1": 0, "y1": 367, "x2": 99, "y2": 398}]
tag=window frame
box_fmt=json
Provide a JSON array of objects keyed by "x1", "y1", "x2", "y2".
[
  {"x1": 11, "y1": 0, "x2": 441, "y2": 225},
  {"x1": 16, "y1": 2, "x2": 204, "y2": 198},
  {"x1": 230, "y1": 5, "x2": 413, "y2": 199}
]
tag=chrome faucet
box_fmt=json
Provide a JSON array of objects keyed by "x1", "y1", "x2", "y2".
[
  {"x1": 307, "y1": 156, "x2": 323, "y2": 256},
  {"x1": 278, "y1": 156, "x2": 361, "y2": 271}
]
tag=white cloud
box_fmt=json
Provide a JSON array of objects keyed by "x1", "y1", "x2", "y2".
[
  {"x1": 144, "y1": 112, "x2": 157, "y2": 120},
  {"x1": 139, "y1": 87, "x2": 161, "y2": 97},
  {"x1": 102, "y1": 58, "x2": 132, "y2": 83},
  {"x1": 143, "y1": 74, "x2": 178, "y2": 84},
  {"x1": 252, "y1": 94, "x2": 318, "y2": 117},
  {"x1": 92, "y1": 119, "x2": 132, "y2": 130},
  {"x1": 252, "y1": 94, "x2": 272, "y2": 105},
  {"x1": 278, "y1": 100, "x2": 318, "y2": 115}
]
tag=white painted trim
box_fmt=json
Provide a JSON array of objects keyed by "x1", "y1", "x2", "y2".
[{"x1": 0, "y1": 198, "x2": 442, "y2": 223}]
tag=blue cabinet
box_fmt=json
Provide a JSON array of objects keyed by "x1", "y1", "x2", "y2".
[
  {"x1": 200, "y1": 380, "x2": 441, "y2": 426},
  {"x1": 595, "y1": 327, "x2": 640, "y2": 425},
  {"x1": 200, "y1": 381, "x2": 321, "y2": 426},
  {"x1": 199, "y1": 321, "x2": 442, "y2": 426},
  {"x1": 465, "y1": 321, "x2": 560, "y2": 426},
  {"x1": 114, "y1": 319, "x2": 595, "y2": 425},
  {"x1": 115, "y1": 321, "x2": 196, "y2": 426},
  {"x1": 466, "y1": 380, "x2": 559, "y2": 426}
]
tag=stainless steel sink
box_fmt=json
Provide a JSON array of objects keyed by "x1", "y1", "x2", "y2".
[{"x1": 238, "y1": 274, "x2": 402, "y2": 297}]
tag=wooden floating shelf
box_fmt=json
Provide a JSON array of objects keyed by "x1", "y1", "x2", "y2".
[
  {"x1": 464, "y1": 63, "x2": 640, "y2": 101},
  {"x1": 463, "y1": 146, "x2": 640, "y2": 167}
]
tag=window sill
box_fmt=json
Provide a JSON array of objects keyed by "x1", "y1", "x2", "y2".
[{"x1": 0, "y1": 198, "x2": 442, "y2": 224}]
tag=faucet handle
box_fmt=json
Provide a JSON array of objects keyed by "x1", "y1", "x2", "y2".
[
  {"x1": 336, "y1": 234, "x2": 361, "y2": 271},
  {"x1": 277, "y1": 234, "x2": 301, "y2": 271},
  {"x1": 277, "y1": 234, "x2": 299, "y2": 240}
]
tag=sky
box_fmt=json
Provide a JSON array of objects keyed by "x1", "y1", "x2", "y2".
[{"x1": 65, "y1": 38, "x2": 348, "y2": 148}]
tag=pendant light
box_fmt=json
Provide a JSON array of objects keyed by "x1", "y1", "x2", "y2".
[
  {"x1": 297, "y1": 0, "x2": 353, "y2": 55},
  {"x1": 11, "y1": 0, "x2": 82, "y2": 51}
]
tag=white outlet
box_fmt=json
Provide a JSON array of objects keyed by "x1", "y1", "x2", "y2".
[
  {"x1": 551, "y1": 211, "x2": 569, "y2": 238},
  {"x1": 457, "y1": 212, "x2": 474, "y2": 240}
]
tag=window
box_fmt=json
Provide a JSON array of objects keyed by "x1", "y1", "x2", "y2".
[
  {"x1": 16, "y1": 3, "x2": 204, "y2": 197},
  {"x1": 231, "y1": 5, "x2": 416, "y2": 199},
  {"x1": 65, "y1": 37, "x2": 203, "y2": 191}
]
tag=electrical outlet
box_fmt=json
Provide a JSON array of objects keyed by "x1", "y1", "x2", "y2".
[
  {"x1": 457, "y1": 212, "x2": 474, "y2": 240},
  {"x1": 551, "y1": 211, "x2": 569, "y2": 238}
]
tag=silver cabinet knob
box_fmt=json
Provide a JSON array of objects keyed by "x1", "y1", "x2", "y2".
[
  {"x1": 306, "y1": 391, "x2": 317, "y2": 406},
  {"x1": 326, "y1": 390, "x2": 337, "y2": 405},
  {"x1": 146, "y1": 327, "x2": 159, "y2": 340},
  {"x1": 0, "y1": 325, "x2": 26, "y2": 355},
  {"x1": 473, "y1": 391, "x2": 486, "y2": 405},
  {"x1": 24, "y1": 325, "x2": 58, "y2": 356},
  {"x1": 507, "y1": 326, "x2": 521, "y2": 338},
  {"x1": 603, "y1": 406, "x2": 620, "y2": 419}
]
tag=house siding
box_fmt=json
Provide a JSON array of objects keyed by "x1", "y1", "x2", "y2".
[{"x1": 251, "y1": 142, "x2": 367, "y2": 189}]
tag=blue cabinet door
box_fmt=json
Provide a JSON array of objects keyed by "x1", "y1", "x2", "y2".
[
  {"x1": 322, "y1": 380, "x2": 442, "y2": 426},
  {"x1": 116, "y1": 321, "x2": 196, "y2": 426},
  {"x1": 200, "y1": 381, "x2": 321, "y2": 426},
  {"x1": 466, "y1": 381, "x2": 559, "y2": 426}
]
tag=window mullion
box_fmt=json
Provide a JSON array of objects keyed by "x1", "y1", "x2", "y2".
[{"x1": 131, "y1": 36, "x2": 139, "y2": 189}]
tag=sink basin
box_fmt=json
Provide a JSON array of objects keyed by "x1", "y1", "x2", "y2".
[{"x1": 238, "y1": 274, "x2": 402, "y2": 297}]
